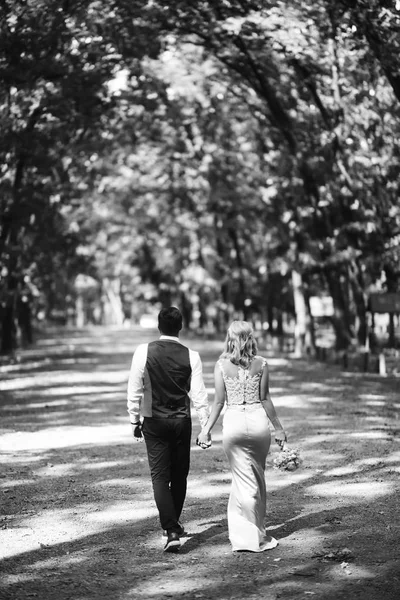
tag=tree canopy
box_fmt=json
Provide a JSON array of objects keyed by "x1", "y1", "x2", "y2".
[{"x1": 1, "y1": 0, "x2": 400, "y2": 352}]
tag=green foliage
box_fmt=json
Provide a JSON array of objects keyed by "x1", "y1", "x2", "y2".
[
  {"x1": 1, "y1": 0, "x2": 400, "y2": 351},
  {"x1": 0, "y1": 0, "x2": 159, "y2": 310}
]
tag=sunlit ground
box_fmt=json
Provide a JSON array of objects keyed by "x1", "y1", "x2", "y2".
[{"x1": 1, "y1": 326, "x2": 399, "y2": 600}]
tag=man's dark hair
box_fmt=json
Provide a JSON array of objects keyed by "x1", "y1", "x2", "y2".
[{"x1": 158, "y1": 307, "x2": 183, "y2": 336}]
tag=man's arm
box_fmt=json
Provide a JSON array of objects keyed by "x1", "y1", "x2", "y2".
[
  {"x1": 197, "y1": 363, "x2": 225, "y2": 448},
  {"x1": 188, "y1": 349, "x2": 210, "y2": 428},
  {"x1": 127, "y1": 344, "x2": 148, "y2": 436}
]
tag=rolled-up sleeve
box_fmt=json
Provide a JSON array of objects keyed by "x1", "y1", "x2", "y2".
[
  {"x1": 189, "y1": 349, "x2": 210, "y2": 428},
  {"x1": 127, "y1": 344, "x2": 148, "y2": 423}
]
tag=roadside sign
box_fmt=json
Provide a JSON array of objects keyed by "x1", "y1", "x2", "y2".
[
  {"x1": 309, "y1": 296, "x2": 334, "y2": 317},
  {"x1": 369, "y1": 293, "x2": 400, "y2": 314}
]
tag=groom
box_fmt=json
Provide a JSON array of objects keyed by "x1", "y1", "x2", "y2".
[{"x1": 127, "y1": 306, "x2": 210, "y2": 552}]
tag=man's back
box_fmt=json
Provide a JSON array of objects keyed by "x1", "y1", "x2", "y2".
[
  {"x1": 127, "y1": 335, "x2": 209, "y2": 427},
  {"x1": 126, "y1": 306, "x2": 210, "y2": 552},
  {"x1": 143, "y1": 340, "x2": 192, "y2": 418}
]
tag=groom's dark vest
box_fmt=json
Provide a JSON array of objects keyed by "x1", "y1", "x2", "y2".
[{"x1": 143, "y1": 340, "x2": 192, "y2": 419}]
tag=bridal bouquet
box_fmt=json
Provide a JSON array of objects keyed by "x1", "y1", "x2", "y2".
[{"x1": 273, "y1": 445, "x2": 302, "y2": 471}]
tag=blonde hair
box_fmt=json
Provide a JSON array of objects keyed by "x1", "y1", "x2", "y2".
[{"x1": 220, "y1": 320, "x2": 258, "y2": 368}]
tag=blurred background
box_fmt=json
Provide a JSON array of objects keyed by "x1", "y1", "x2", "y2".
[{"x1": 1, "y1": 0, "x2": 400, "y2": 362}]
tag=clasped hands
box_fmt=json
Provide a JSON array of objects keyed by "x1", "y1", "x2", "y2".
[
  {"x1": 132, "y1": 421, "x2": 213, "y2": 449},
  {"x1": 196, "y1": 430, "x2": 212, "y2": 449},
  {"x1": 132, "y1": 422, "x2": 285, "y2": 450}
]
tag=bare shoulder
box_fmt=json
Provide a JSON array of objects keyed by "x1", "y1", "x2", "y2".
[
  {"x1": 254, "y1": 354, "x2": 268, "y2": 363},
  {"x1": 217, "y1": 357, "x2": 237, "y2": 377},
  {"x1": 215, "y1": 357, "x2": 228, "y2": 371},
  {"x1": 218, "y1": 357, "x2": 230, "y2": 365},
  {"x1": 254, "y1": 355, "x2": 268, "y2": 370}
]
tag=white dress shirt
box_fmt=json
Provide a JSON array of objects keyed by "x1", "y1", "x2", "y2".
[{"x1": 127, "y1": 335, "x2": 210, "y2": 427}]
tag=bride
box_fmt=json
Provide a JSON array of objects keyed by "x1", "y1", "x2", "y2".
[{"x1": 197, "y1": 320, "x2": 287, "y2": 552}]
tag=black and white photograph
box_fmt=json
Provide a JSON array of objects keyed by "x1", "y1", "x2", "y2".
[{"x1": 1, "y1": 2, "x2": 399, "y2": 599}]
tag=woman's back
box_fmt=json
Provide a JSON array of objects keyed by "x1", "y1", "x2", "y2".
[
  {"x1": 218, "y1": 356, "x2": 267, "y2": 406},
  {"x1": 196, "y1": 320, "x2": 285, "y2": 552}
]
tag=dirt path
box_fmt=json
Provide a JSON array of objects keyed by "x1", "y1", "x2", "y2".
[{"x1": 1, "y1": 326, "x2": 399, "y2": 600}]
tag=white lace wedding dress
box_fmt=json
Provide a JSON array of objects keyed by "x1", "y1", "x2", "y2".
[{"x1": 219, "y1": 357, "x2": 277, "y2": 552}]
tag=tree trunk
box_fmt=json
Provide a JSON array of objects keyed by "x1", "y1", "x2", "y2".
[
  {"x1": 1, "y1": 304, "x2": 16, "y2": 354},
  {"x1": 75, "y1": 295, "x2": 85, "y2": 328},
  {"x1": 325, "y1": 268, "x2": 353, "y2": 350},
  {"x1": 291, "y1": 269, "x2": 311, "y2": 357},
  {"x1": 303, "y1": 275, "x2": 317, "y2": 356},
  {"x1": 0, "y1": 288, "x2": 17, "y2": 355},
  {"x1": 17, "y1": 295, "x2": 33, "y2": 346},
  {"x1": 0, "y1": 242, "x2": 19, "y2": 354},
  {"x1": 227, "y1": 227, "x2": 247, "y2": 317},
  {"x1": 384, "y1": 265, "x2": 398, "y2": 348},
  {"x1": 103, "y1": 278, "x2": 124, "y2": 326},
  {"x1": 180, "y1": 292, "x2": 192, "y2": 329},
  {"x1": 348, "y1": 260, "x2": 368, "y2": 347}
]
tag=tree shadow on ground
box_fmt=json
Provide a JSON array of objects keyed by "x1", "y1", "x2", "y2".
[
  {"x1": 1, "y1": 327, "x2": 400, "y2": 599},
  {"x1": 1, "y1": 428, "x2": 399, "y2": 600},
  {"x1": 1, "y1": 465, "x2": 399, "y2": 600}
]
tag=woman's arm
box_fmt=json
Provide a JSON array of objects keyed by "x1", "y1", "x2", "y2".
[
  {"x1": 197, "y1": 363, "x2": 225, "y2": 447},
  {"x1": 260, "y1": 362, "x2": 287, "y2": 447}
]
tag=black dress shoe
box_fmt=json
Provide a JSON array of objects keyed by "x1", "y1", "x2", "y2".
[
  {"x1": 163, "y1": 522, "x2": 185, "y2": 537},
  {"x1": 163, "y1": 532, "x2": 181, "y2": 552}
]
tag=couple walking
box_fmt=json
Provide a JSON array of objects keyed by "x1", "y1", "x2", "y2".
[{"x1": 127, "y1": 307, "x2": 287, "y2": 553}]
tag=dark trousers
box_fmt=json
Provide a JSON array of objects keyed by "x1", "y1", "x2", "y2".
[{"x1": 142, "y1": 417, "x2": 192, "y2": 533}]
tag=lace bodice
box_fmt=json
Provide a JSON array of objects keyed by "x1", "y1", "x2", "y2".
[{"x1": 218, "y1": 357, "x2": 267, "y2": 406}]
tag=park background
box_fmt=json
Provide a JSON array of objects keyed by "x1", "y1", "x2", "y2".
[
  {"x1": 1, "y1": 0, "x2": 400, "y2": 369},
  {"x1": 1, "y1": 4, "x2": 400, "y2": 599}
]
